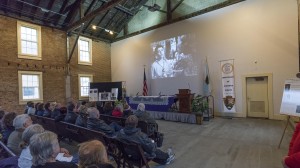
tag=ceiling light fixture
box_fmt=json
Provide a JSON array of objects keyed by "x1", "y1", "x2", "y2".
[{"x1": 91, "y1": 25, "x2": 116, "y2": 35}]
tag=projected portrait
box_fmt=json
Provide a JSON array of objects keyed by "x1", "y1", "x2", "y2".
[
  {"x1": 151, "y1": 44, "x2": 174, "y2": 79},
  {"x1": 150, "y1": 35, "x2": 198, "y2": 79}
]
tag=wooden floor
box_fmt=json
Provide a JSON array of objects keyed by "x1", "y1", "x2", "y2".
[
  {"x1": 60, "y1": 117, "x2": 292, "y2": 168},
  {"x1": 151, "y1": 117, "x2": 292, "y2": 168}
]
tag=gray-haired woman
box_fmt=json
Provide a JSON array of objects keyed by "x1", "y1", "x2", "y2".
[
  {"x1": 29, "y1": 131, "x2": 77, "y2": 168},
  {"x1": 18, "y1": 124, "x2": 45, "y2": 168}
]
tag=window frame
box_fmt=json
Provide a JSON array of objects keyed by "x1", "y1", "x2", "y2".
[
  {"x1": 78, "y1": 74, "x2": 93, "y2": 99},
  {"x1": 17, "y1": 21, "x2": 42, "y2": 60},
  {"x1": 78, "y1": 36, "x2": 92, "y2": 65},
  {"x1": 18, "y1": 71, "x2": 43, "y2": 104}
]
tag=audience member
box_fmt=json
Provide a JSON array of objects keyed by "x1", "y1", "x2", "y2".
[
  {"x1": 51, "y1": 102, "x2": 61, "y2": 119},
  {"x1": 24, "y1": 101, "x2": 34, "y2": 114},
  {"x1": 64, "y1": 102, "x2": 78, "y2": 124},
  {"x1": 123, "y1": 104, "x2": 133, "y2": 118},
  {"x1": 282, "y1": 122, "x2": 300, "y2": 168},
  {"x1": 75, "y1": 104, "x2": 88, "y2": 127},
  {"x1": 112, "y1": 104, "x2": 123, "y2": 117},
  {"x1": 7, "y1": 114, "x2": 32, "y2": 155},
  {"x1": 78, "y1": 140, "x2": 114, "y2": 168},
  {"x1": 24, "y1": 101, "x2": 33, "y2": 114},
  {"x1": 1, "y1": 112, "x2": 17, "y2": 143},
  {"x1": 103, "y1": 102, "x2": 113, "y2": 115},
  {"x1": 43, "y1": 102, "x2": 52, "y2": 118},
  {"x1": 117, "y1": 115, "x2": 175, "y2": 165},
  {"x1": 87, "y1": 107, "x2": 116, "y2": 136},
  {"x1": 54, "y1": 106, "x2": 67, "y2": 122},
  {"x1": 18, "y1": 124, "x2": 45, "y2": 168},
  {"x1": 34, "y1": 102, "x2": 40, "y2": 115},
  {"x1": 36, "y1": 103, "x2": 45, "y2": 116},
  {"x1": 134, "y1": 103, "x2": 156, "y2": 124},
  {"x1": 18, "y1": 124, "x2": 74, "y2": 167},
  {"x1": 29, "y1": 131, "x2": 77, "y2": 168}
]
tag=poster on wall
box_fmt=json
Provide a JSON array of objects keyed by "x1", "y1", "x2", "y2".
[
  {"x1": 89, "y1": 89, "x2": 98, "y2": 102},
  {"x1": 280, "y1": 78, "x2": 300, "y2": 117},
  {"x1": 220, "y1": 59, "x2": 236, "y2": 112}
]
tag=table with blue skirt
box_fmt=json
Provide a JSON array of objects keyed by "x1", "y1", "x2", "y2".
[{"x1": 126, "y1": 96, "x2": 174, "y2": 112}]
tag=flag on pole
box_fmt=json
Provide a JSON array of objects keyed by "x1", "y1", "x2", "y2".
[
  {"x1": 203, "y1": 57, "x2": 212, "y2": 96},
  {"x1": 143, "y1": 67, "x2": 148, "y2": 96}
]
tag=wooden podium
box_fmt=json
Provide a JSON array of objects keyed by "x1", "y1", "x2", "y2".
[{"x1": 176, "y1": 89, "x2": 194, "y2": 113}]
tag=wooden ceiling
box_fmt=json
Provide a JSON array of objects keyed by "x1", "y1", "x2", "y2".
[{"x1": 0, "y1": 0, "x2": 244, "y2": 43}]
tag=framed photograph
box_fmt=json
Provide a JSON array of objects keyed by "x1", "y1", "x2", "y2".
[
  {"x1": 111, "y1": 88, "x2": 118, "y2": 100},
  {"x1": 99, "y1": 92, "x2": 111, "y2": 101}
]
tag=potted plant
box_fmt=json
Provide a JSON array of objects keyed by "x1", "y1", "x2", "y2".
[{"x1": 192, "y1": 95, "x2": 208, "y2": 125}]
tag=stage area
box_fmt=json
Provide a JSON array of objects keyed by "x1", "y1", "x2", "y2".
[{"x1": 148, "y1": 111, "x2": 196, "y2": 124}]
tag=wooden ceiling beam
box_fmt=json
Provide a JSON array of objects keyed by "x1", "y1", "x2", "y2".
[
  {"x1": 63, "y1": 0, "x2": 81, "y2": 26},
  {"x1": 84, "y1": 0, "x2": 97, "y2": 16},
  {"x1": 171, "y1": 0, "x2": 184, "y2": 13},
  {"x1": 89, "y1": 10, "x2": 110, "y2": 36},
  {"x1": 42, "y1": 0, "x2": 56, "y2": 20},
  {"x1": 99, "y1": 0, "x2": 133, "y2": 16},
  {"x1": 30, "y1": 0, "x2": 41, "y2": 20},
  {"x1": 53, "y1": 0, "x2": 69, "y2": 26},
  {"x1": 66, "y1": 0, "x2": 124, "y2": 32}
]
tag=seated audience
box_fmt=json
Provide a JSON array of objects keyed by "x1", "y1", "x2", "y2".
[
  {"x1": 78, "y1": 140, "x2": 114, "y2": 168},
  {"x1": 36, "y1": 103, "x2": 45, "y2": 116},
  {"x1": 117, "y1": 115, "x2": 175, "y2": 165},
  {"x1": 75, "y1": 104, "x2": 88, "y2": 127},
  {"x1": 64, "y1": 102, "x2": 78, "y2": 124},
  {"x1": 123, "y1": 104, "x2": 133, "y2": 118},
  {"x1": 87, "y1": 107, "x2": 116, "y2": 136},
  {"x1": 29, "y1": 131, "x2": 77, "y2": 168},
  {"x1": 7, "y1": 114, "x2": 32, "y2": 155},
  {"x1": 282, "y1": 122, "x2": 300, "y2": 168},
  {"x1": 43, "y1": 102, "x2": 52, "y2": 118},
  {"x1": 134, "y1": 103, "x2": 156, "y2": 124},
  {"x1": 18, "y1": 124, "x2": 74, "y2": 168},
  {"x1": 1, "y1": 112, "x2": 17, "y2": 143},
  {"x1": 112, "y1": 104, "x2": 123, "y2": 117},
  {"x1": 51, "y1": 102, "x2": 61, "y2": 119},
  {"x1": 103, "y1": 102, "x2": 113, "y2": 115}
]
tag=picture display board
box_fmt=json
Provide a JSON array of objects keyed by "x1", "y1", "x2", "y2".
[
  {"x1": 90, "y1": 82, "x2": 122, "y2": 100},
  {"x1": 280, "y1": 78, "x2": 300, "y2": 117}
]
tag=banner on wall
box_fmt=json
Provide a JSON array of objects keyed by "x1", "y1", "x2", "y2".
[
  {"x1": 220, "y1": 59, "x2": 236, "y2": 112},
  {"x1": 89, "y1": 89, "x2": 98, "y2": 102}
]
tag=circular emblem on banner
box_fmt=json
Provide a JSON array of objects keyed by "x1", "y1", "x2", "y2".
[{"x1": 222, "y1": 63, "x2": 233, "y2": 74}]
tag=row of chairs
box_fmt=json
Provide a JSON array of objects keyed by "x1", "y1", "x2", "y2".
[{"x1": 30, "y1": 115, "x2": 152, "y2": 168}]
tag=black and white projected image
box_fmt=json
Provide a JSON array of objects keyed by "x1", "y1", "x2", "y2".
[{"x1": 151, "y1": 35, "x2": 198, "y2": 79}]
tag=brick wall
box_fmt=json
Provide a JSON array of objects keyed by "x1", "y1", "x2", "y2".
[{"x1": 0, "y1": 15, "x2": 111, "y2": 113}]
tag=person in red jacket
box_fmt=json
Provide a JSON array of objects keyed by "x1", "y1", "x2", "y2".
[
  {"x1": 112, "y1": 105, "x2": 123, "y2": 117},
  {"x1": 283, "y1": 122, "x2": 300, "y2": 168}
]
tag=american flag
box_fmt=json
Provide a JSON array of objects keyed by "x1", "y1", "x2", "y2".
[{"x1": 143, "y1": 67, "x2": 148, "y2": 96}]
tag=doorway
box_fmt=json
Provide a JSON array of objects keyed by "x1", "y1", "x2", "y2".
[{"x1": 242, "y1": 74, "x2": 273, "y2": 119}]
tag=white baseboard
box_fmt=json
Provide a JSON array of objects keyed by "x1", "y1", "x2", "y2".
[{"x1": 215, "y1": 112, "x2": 287, "y2": 120}]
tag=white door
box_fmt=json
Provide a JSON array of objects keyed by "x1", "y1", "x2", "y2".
[{"x1": 246, "y1": 76, "x2": 269, "y2": 118}]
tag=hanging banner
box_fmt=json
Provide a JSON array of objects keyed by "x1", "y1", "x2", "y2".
[
  {"x1": 89, "y1": 89, "x2": 98, "y2": 102},
  {"x1": 221, "y1": 60, "x2": 236, "y2": 112}
]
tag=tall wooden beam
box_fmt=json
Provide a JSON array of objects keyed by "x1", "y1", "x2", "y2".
[
  {"x1": 167, "y1": 0, "x2": 172, "y2": 22},
  {"x1": 66, "y1": 0, "x2": 124, "y2": 32}
]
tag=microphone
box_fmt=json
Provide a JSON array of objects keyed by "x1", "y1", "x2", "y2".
[
  {"x1": 136, "y1": 92, "x2": 139, "y2": 96},
  {"x1": 159, "y1": 92, "x2": 162, "y2": 97}
]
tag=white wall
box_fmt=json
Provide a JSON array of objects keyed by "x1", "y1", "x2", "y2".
[{"x1": 111, "y1": 0, "x2": 298, "y2": 119}]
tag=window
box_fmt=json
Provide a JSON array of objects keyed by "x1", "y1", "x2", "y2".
[
  {"x1": 18, "y1": 71, "x2": 43, "y2": 104},
  {"x1": 78, "y1": 37, "x2": 92, "y2": 65},
  {"x1": 17, "y1": 21, "x2": 42, "y2": 60},
  {"x1": 78, "y1": 74, "x2": 93, "y2": 98}
]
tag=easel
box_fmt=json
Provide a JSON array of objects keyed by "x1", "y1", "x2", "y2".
[{"x1": 278, "y1": 115, "x2": 290, "y2": 149}]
